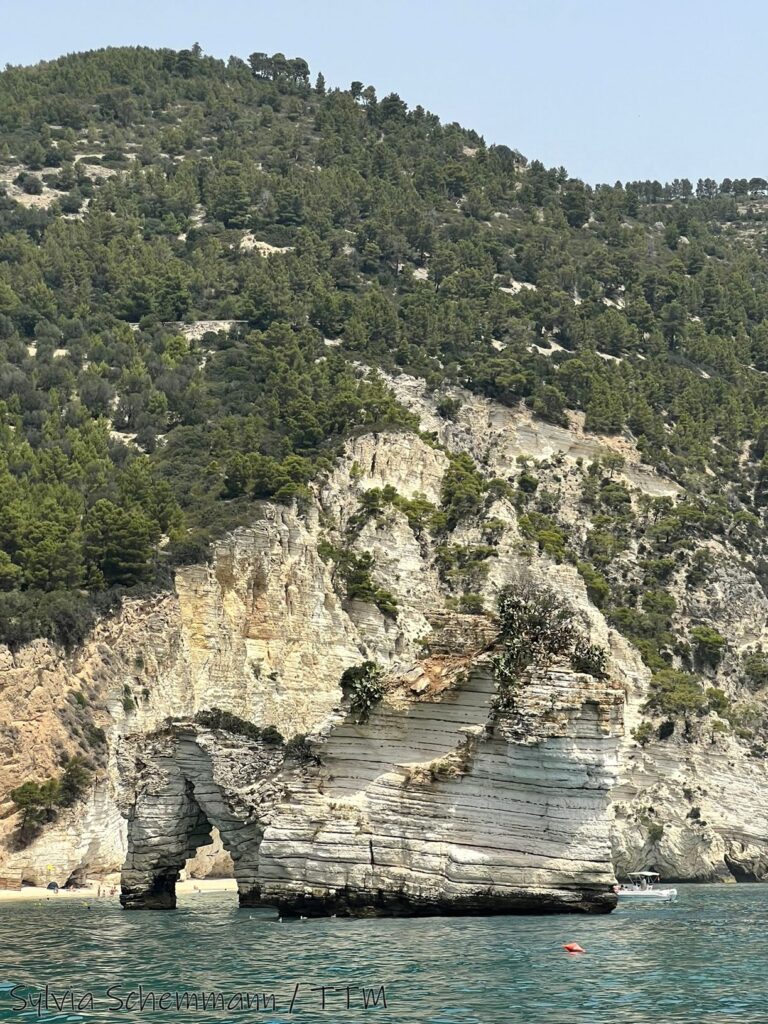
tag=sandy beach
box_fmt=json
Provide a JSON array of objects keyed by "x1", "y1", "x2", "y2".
[{"x1": 0, "y1": 877, "x2": 238, "y2": 903}]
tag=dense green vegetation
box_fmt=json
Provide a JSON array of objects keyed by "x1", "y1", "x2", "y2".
[
  {"x1": 492, "y1": 583, "x2": 608, "y2": 719},
  {"x1": 4, "y1": 43, "x2": 768, "y2": 670},
  {"x1": 10, "y1": 756, "x2": 92, "y2": 844}
]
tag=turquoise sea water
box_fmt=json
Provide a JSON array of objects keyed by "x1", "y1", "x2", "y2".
[{"x1": 0, "y1": 884, "x2": 764, "y2": 1023}]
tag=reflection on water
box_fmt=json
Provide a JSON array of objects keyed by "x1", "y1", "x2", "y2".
[{"x1": 0, "y1": 884, "x2": 764, "y2": 1023}]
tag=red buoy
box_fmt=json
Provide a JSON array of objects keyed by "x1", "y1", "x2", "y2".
[{"x1": 563, "y1": 942, "x2": 586, "y2": 953}]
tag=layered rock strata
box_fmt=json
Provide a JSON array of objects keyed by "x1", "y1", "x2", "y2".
[
  {"x1": 119, "y1": 621, "x2": 623, "y2": 914},
  {"x1": 3, "y1": 379, "x2": 768, "y2": 901}
]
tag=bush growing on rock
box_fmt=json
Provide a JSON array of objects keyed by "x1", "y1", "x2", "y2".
[
  {"x1": 576, "y1": 561, "x2": 610, "y2": 608},
  {"x1": 435, "y1": 544, "x2": 496, "y2": 594},
  {"x1": 436, "y1": 396, "x2": 461, "y2": 420},
  {"x1": 439, "y1": 452, "x2": 486, "y2": 529},
  {"x1": 195, "y1": 708, "x2": 284, "y2": 744},
  {"x1": 59, "y1": 755, "x2": 92, "y2": 805},
  {"x1": 517, "y1": 471, "x2": 539, "y2": 494},
  {"x1": 491, "y1": 582, "x2": 609, "y2": 714},
  {"x1": 260, "y1": 725, "x2": 283, "y2": 744},
  {"x1": 690, "y1": 625, "x2": 727, "y2": 667},
  {"x1": 319, "y1": 543, "x2": 398, "y2": 619},
  {"x1": 14, "y1": 171, "x2": 43, "y2": 194},
  {"x1": 284, "y1": 733, "x2": 316, "y2": 761},
  {"x1": 9, "y1": 782, "x2": 48, "y2": 838},
  {"x1": 631, "y1": 720, "x2": 655, "y2": 747},
  {"x1": 705, "y1": 686, "x2": 730, "y2": 715},
  {"x1": 347, "y1": 486, "x2": 441, "y2": 540},
  {"x1": 570, "y1": 638, "x2": 608, "y2": 679},
  {"x1": 340, "y1": 661, "x2": 384, "y2": 723},
  {"x1": 0, "y1": 590, "x2": 121, "y2": 653},
  {"x1": 518, "y1": 513, "x2": 567, "y2": 561},
  {"x1": 458, "y1": 593, "x2": 485, "y2": 614},
  {"x1": 686, "y1": 549, "x2": 715, "y2": 587},
  {"x1": 742, "y1": 647, "x2": 768, "y2": 690},
  {"x1": 645, "y1": 669, "x2": 706, "y2": 717},
  {"x1": 10, "y1": 756, "x2": 93, "y2": 844}
]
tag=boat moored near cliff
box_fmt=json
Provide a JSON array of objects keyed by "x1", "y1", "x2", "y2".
[{"x1": 615, "y1": 872, "x2": 678, "y2": 902}]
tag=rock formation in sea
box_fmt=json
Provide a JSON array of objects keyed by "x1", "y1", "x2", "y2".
[{"x1": 2, "y1": 379, "x2": 768, "y2": 910}]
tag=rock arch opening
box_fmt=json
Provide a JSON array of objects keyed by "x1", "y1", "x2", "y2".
[
  {"x1": 183, "y1": 826, "x2": 235, "y2": 881},
  {"x1": 120, "y1": 727, "x2": 282, "y2": 910}
]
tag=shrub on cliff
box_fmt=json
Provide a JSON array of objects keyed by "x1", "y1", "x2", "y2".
[
  {"x1": 491, "y1": 582, "x2": 609, "y2": 714},
  {"x1": 576, "y1": 561, "x2": 610, "y2": 608},
  {"x1": 0, "y1": 590, "x2": 121, "y2": 653},
  {"x1": 10, "y1": 757, "x2": 92, "y2": 844},
  {"x1": 518, "y1": 514, "x2": 568, "y2": 561},
  {"x1": 495, "y1": 583, "x2": 577, "y2": 670},
  {"x1": 340, "y1": 661, "x2": 384, "y2": 723},
  {"x1": 644, "y1": 669, "x2": 706, "y2": 717},
  {"x1": 434, "y1": 544, "x2": 496, "y2": 593},
  {"x1": 59, "y1": 756, "x2": 91, "y2": 805},
  {"x1": 705, "y1": 686, "x2": 730, "y2": 715},
  {"x1": 742, "y1": 647, "x2": 768, "y2": 690},
  {"x1": 348, "y1": 487, "x2": 439, "y2": 539},
  {"x1": 690, "y1": 625, "x2": 727, "y2": 668},
  {"x1": 458, "y1": 593, "x2": 485, "y2": 614},
  {"x1": 319, "y1": 544, "x2": 398, "y2": 619},
  {"x1": 10, "y1": 781, "x2": 49, "y2": 832},
  {"x1": 195, "y1": 708, "x2": 284, "y2": 744},
  {"x1": 631, "y1": 720, "x2": 655, "y2": 747},
  {"x1": 436, "y1": 396, "x2": 461, "y2": 420},
  {"x1": 570, "y1": 638, "x2": 609, "y2": 679},
  {"x1": 284, "y1": 733, "x2": 317, "y2": 762},
  {"x1": 439, "y1": 453, "x2": 486, "y2": 530}
]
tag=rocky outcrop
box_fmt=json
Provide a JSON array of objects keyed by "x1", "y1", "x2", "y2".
[
  {"x1": 118, "y1": 617, "x2": 623, "y2": 914},
  {"x1": 119, "y1": 727, "x2": 285, "y2": 909},
  {"x1": 258, "y1": 664, "x2": 622, "y2": 917},
  {"x1": 612, "y1": 735, "x2": 768, "y2": 882},
  {"x1": 183, "y1": 827, "x2": 233, "y2": 878},
  {"x1": 384, "y1": 373, "x2": 681, "y2": 499},
  {"x1": 609, "y1": 535, "x2": 768, "y2": 881},
  {"x1": 4, "y1": 378, "x2": 768, "y2": 904}
]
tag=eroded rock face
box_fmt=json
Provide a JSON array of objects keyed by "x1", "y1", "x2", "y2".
[
  {"x1": 0, "y1": 501, "x2": 368, "y2": 884},
  {"x1": 119, "y1": 728, "x2": 285, "y2": 909},
  {"x1": 257, "y1": 663, "x2": 621, "y2": 916},
  {"x1": 184, "y1": 827, "x2": 233, "y2": 879},
  {"x1": 119, "y1": 630, "x2": 623, "y2": 915},
  {"x1": 3, "y1": 382, "x2": 768, "y2": 903},
  {"x1": 384, "y1": 373, "x2": 680, "y2": 499}
]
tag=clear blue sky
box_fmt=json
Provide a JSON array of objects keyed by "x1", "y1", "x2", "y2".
[{"x1": 1, "y1": 0, "x2": 765, "y2": 185}]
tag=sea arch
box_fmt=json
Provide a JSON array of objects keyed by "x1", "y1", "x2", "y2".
[{"x1": 120, "y1": 724, "x2": 285, "y2": 909}]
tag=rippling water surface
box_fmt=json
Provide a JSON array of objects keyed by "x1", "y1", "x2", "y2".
[{"x1": 0, "y1": 885, "x2": 764, "y2": 1023}]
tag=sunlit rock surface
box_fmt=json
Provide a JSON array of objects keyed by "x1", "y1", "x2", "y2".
[{"x1": 3, "y1": 381, "x2": 768, "y2": 903}]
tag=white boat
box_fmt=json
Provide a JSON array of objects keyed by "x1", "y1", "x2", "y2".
[{"x1": 615, "y1": 871, "x2": 678, "y2": 902}]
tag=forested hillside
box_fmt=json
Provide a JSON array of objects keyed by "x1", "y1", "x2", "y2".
[{"x1": 2, "y1": 43, "x2": 768, "y2": 672}]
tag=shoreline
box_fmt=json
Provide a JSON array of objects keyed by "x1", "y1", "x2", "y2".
[{"x1": 0, "y1": 877, "x2": 238, "y2": 903}]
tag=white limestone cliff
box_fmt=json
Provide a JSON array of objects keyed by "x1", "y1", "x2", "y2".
[{"x1": 1, "y1": 376, "x2": 768, "y2": 904}]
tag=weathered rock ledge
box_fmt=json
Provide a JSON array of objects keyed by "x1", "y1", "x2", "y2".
[
  {"x1": 118, "y1": 633, "x2": 623, "y2": 915},
  {"x1": 264, "y1": 885, "x2": 616, "y2": 918}
]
